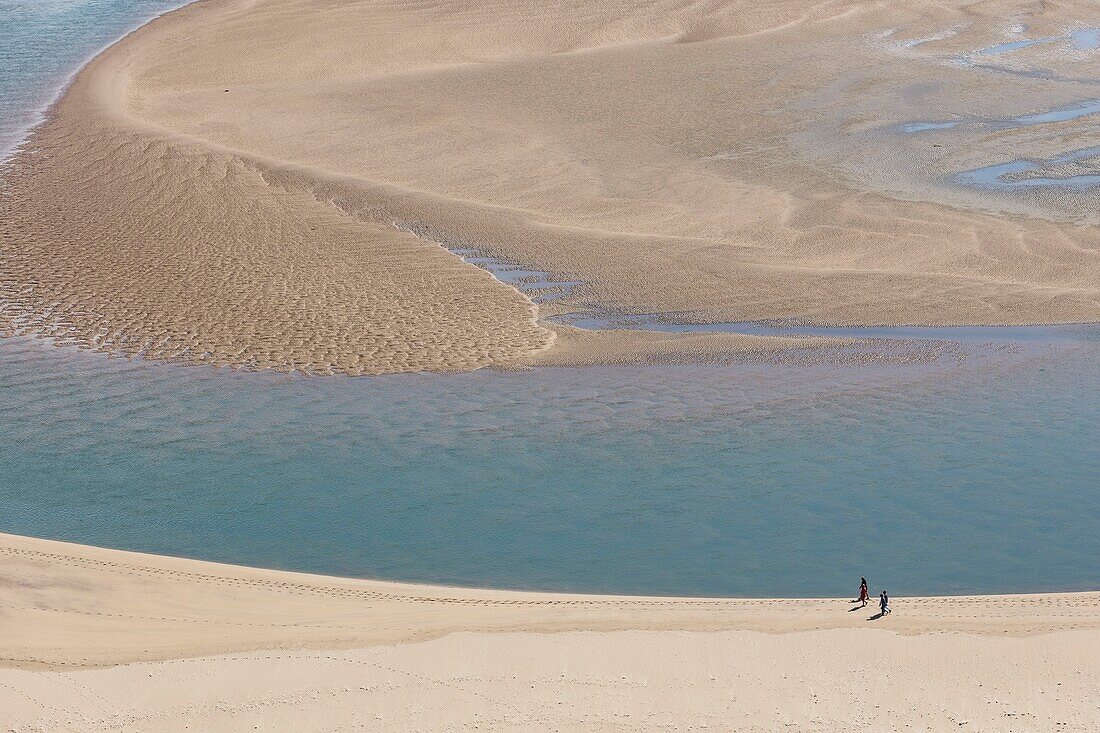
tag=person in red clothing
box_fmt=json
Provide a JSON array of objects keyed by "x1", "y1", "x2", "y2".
[{"x1": 858, "y1": 577, "x2": 870, "y2": 607}]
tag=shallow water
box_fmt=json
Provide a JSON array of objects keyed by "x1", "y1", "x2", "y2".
[
  {"x1": 1072, "y1": 29, "x2": 1100, "y2": 51},
  {"x1": 2, "y1": 335, "x2": 1099, "y2": 597},
  {"x1": 891, "y1": 25, "x2": 1100, "y2": 196},
  {"x1": 956, "y1": 145, "x2": 1100, "y2": 190},
  {"x1": 899, "y1": 121, "x2": 960, "y2": 133},
  {"x1": 972, "y1": 27, "x2": 1099, "y2": 56},
  {"x1": 0, "y1": 0, "x2": 185, "y2": 158},
  {"x1": 551, "y1": 314, "x2": 1094, "y2": 342},
  {"x1": 975, "y1": 37, "x2": 1056, "y2": 56},
  {"x1": 1004, "y1": 98, "x2": 1100, "y2": 127},
  {"x1": 897, "y1": 96, "x2": 1100, "y2": 137}
]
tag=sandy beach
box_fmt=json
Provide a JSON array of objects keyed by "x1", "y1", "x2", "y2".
[
  {"x1": 2, "y1": 0, "x2": 1099, "y2": 374},
  {"x1": 3, "y1": 0, "x2": 1100, "y2": 729},
  {"x1": 4, "y1": 533, "x2": 1100, "y2": 731}
]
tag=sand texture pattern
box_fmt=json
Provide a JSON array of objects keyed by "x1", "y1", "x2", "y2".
[
  {"x1": 0, "y1": 121, "x2": 552, "y2": 375},
  {"x1": 2, "y1": 534, "x2": 1100, "y2": 731},
  {"x1": 3, "y1": 0, "x2": 1100, "y2": 374}
]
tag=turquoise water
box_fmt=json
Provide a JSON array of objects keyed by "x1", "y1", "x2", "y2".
[
  {"x1": 0, "y1": 0, "x2": 185, "y2": 158},
  {"x1": 2, "y1": 3, "x2": 1100, "y2": 598},
  {"x1": 2, "y1": 334, "x2": 1099, "y2": 597}
]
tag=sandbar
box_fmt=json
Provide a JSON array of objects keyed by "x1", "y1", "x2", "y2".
[{"x1": 2, "y1": 0, "x2": 1099, "y2": 374}]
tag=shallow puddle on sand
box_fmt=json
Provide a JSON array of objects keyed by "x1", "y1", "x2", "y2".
[
  {"x1": 898, "y1": 120, "x2": 961, "y2": 132},
  {"x1": 1071, "y1": 28, "x2": 1100, "y2": 50},
  {"x1": 889, "y1": 24, "x2": 1100, "y2": 195},
  {"x1": 1003, "y1": 97, "x2": 1100, "y2": 127},
  {"x1": 955, "y1": 145, "x2": 1100, "y2": 189},
  {"x1": 974, "y1": 37, "x2": 1058, "y2": 56}
]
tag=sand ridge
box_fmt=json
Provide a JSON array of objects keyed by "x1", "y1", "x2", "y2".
[
  {"x1": 2, "y1": 533, "x2": 1100, "y2": 731},
  {"x1": 4, "y1": 533, "x2": 1100, "y2": 667}
]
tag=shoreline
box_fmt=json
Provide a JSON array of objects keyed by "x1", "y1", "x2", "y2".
[
  {"x1": 4, "y1": 531, "x2": 1100, "y2": 730},
  {"x1": 3, "y1": 1, "x2": 1100, "y2": 727},
  {"x1": 3, "y1": 0, "x2": 1100, "y2": 376},
  {"x1": 5, "y1": 531, "x2": 1100, "y2": 668},
  {"x1": 0, "y1": 0, "x2": 195, "y2": 165},
  {"x1": 11, "y1": 526, "x2": 1100, "y2": 605}
]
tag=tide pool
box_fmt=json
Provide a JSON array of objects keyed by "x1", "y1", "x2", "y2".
[
  {"x1": 890, "y1": 23, "x2": 1100, "y2": 197},
  {"x1": 956, "y1": 145, "x2": 1100, "y2": 190}
]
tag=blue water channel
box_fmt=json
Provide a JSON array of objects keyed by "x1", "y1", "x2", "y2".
[
  {"x1": 2, "y1": 333, "x2": 1099, "y2": 597},
  {"x1": 2, "y1": 1, "x2": 1099, "y2": 598}
]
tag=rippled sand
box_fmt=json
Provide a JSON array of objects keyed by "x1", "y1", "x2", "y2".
[
  {"x1": 2, "y1": 0, "x2": 1099, "y2": 374},
  {"x1": 0, "y1": 121, "x2": 554, "y2": 374}
]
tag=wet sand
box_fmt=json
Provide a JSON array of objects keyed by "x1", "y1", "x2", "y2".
[
  {"x1": 2, "y1": 0, "x2": 1099, "y2": 374},
  {"x1": 3, "y1": 533, "x2": 1100, "y2": 731}
]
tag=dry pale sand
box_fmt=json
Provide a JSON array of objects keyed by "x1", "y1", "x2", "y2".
[
  {"x1": 2, "y1": 0, "x2": 1100, "y2": 374},
  {"x1": 3, "y1": 533, "x2": 1100, "y2": 731}
]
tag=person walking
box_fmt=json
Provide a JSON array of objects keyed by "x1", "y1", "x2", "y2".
[
  {"x1": 858, "y1": 577, "x2": 870, "y2": 607},
  {"x1": 879, "y1": 590, "x2": 891, "y2": 615}
]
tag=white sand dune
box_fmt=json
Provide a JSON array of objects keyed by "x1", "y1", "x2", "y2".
[{"x1": 3, "y1": 533, "x2": 1099, "y2": 731}]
